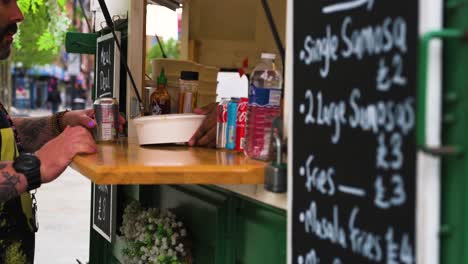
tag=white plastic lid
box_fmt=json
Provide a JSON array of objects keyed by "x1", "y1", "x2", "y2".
[{"x1": 261, "y1": 53, "x2": 276, "y2": 60}]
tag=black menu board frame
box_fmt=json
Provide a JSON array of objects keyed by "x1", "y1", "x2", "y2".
[
  {"x1": 95, "y1": 32, "x2": 121, "y2": 100},
  {"x1": 289, "y1": 1, "x2": 418, "y2": 263},
  {"x1": 92, "y1": 183, "x2": 116, "y2": 242}
]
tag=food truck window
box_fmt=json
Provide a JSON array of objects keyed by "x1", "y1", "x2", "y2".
[
  {"x1": 145, "y1": 3, "x2": 181, "y2": 79},
  {"x1": 144, "y1": 2, "x2": 250, "y2": 103},
  {"x1": 216, "y1": 71, "x2": 249, "y2": 102}
]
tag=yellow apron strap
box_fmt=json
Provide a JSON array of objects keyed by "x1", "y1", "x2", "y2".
[
  {"x1": 0, "y1": 128, "x2": 34, "y2": 231},
  {"x1": 0, "y1": 128, "x2": 16, "y2": 161}
]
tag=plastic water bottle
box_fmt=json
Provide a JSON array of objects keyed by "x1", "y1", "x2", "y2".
[{"x1": 244, "y1": 53, "x2": 282, "y2": 160}]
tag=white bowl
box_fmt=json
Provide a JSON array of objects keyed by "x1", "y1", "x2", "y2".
[{"x1": 133, "y1": 114, "x2": 206, "y2": 145}]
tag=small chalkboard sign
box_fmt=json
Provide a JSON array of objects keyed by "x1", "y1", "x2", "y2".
[
  {"x1": 290, "y1": 1, "x2": 418, "y2": 263},
  {"x1": 92, "y1": 183, "x2": 116, "y2": 242},
  {"x1": 95, "y1": 32, "x2": 120, "y2": 99}
]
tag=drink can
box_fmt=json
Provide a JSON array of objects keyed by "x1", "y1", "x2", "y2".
[
  {"x1": 144, "y1": 86, "x2": 156, "y2": 116},
  {"x1": 235, "y1": 97, "x2": 248, "y2": 151},
  {"x1": 94, "y1": 97, "x2": 119, "y2": 142},
  {"x1": 216, "y1": 98, "x2": 230, "y2": 148},
  {"x1": 225, "y1": 99, "x2": 238, "y2": 150}
]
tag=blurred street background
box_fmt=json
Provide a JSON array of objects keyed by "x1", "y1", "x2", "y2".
[{"x1": 35, "y1": 167, "x2": 90, "y2": 263}]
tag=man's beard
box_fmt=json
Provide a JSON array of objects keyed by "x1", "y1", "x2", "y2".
[{"x1": 0, "y1": 23, "x2": 18, "y2": 60}]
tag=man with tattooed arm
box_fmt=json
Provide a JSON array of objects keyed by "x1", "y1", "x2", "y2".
[
  {"x1": 0, "y1": 1, "x2": 124, "y2": 262},
  {"x1": 0, "y1": 0, "x2": 220, "y2": 261}
]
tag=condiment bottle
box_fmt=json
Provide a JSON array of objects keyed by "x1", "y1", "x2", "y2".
[
  {"x1": 150, "y1": 68, "x2": 171, "y2": 115},
  {"x1": 178, "y1": 71, "x2": 199, "y2": 113}
]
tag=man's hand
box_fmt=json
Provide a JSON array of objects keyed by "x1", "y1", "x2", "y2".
[
  {"x1": 62, "y1": 109, "x2": 126, "y2": 133},
  {"x1": 36, "y1": 126, "x2": 96, "y2": 184},
  {"x1": 189, "y1": 102, "x2": 217, "y2": 148}
]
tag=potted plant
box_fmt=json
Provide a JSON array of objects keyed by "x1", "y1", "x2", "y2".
[{"x1": 120, "y1": 201, "x2": 191, "y2": 264}]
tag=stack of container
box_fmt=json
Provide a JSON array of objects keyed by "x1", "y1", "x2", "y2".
[{"x1": 151, "y1": 59, "x2": 219, "y2": 112}]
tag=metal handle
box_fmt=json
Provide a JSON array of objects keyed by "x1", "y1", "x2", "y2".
[
  {"x1": 265, "y1": 118, "x2": 287, "y2": 193},
  {"x1": 417, "y1": 29, "x2": 464, "y2": 155},
  {"x1": 272, "y1": 128, "x2": 282, "y2": 164},
  {"x1": 420, "y1": 146, "x2": 462, "y2": 157}
]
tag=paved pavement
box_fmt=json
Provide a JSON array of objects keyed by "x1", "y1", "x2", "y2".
[
  {"x1": 12, "y1": 108, "x2": 90, "y2": 264},
  {"x1": 34, "y1": 167, "x2": 90, "y2": 264}
]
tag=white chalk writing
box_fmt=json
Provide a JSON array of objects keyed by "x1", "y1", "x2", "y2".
[
  {"x1": 348, "y1": 207, "x2": 383, "y2": 261},
  {"x1": 100, "y1": 44, "x2": 111, "y2": 66},
  {"x1": 322, "y1": 0, "x2": 375, "y2": 14},
  {"x1": 301, "y1": 201, "x2": 348, "y2": 249},
  {"x1": 301, "y1": 88, "x2": 414, "y2": 144},
  {"x1": 99, "y1": 68, "x2": 111, "y2": 93},
  {"x1": 299, "y1": 16, "x2": 408, "y2": 78},
  {"x1": 374, "y1": 174, "x2": 406, "y2": 209},
  {"x1": 300, "y1": 155, "x2": 336, "y2": 196}
]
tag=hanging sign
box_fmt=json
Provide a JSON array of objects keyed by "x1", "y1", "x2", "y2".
[
  {"x1": 95, "y1": 32, "x2": 120, "y2": 100},
  {"x1": 92, "y1": 184, "x2": 116, "y2": 242},
  {"x1": 291, "y1": 0, "x2": 418, "y2": 263}
]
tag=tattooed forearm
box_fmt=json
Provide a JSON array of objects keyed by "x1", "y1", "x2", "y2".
[
  {"x1": 0, "y1": 171, "x2": 21, "y2": 202},
  {"x1": 14, "y1": 117, "x2": 55, "y2": 152}
]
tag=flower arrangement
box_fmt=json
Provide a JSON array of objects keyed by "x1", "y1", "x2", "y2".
[{"x1": 120, "y1": 201, "x2": 190, "y2": 264}]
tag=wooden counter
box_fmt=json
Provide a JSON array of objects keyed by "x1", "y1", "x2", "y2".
[{"x1": 71, "y1": 142, "x2": 267, "y2": 185}]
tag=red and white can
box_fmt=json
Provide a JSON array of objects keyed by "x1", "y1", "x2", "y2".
[
  {"x1": 235, "y1": 97, "x2": 248, "y2": 151},
  {"x1": 216, "y1": 98, "x2": 230, "y2": 148},
  {"x1": 94, "y1": 97, "x2": 119, "y2": 142}
]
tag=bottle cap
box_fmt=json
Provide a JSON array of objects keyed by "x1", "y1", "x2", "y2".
[
  {"x1": 180, "y1": 71, "x2": 199, "y2": 81},
  {"x1": 261, "y1": 53, "x2": 276, "y2": 60},
  {"x1": 157, "y1": 68, "x2": 167, "y2": 85}
]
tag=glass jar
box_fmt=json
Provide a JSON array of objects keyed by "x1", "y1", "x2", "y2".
[{"x1": 178, "y1": 71, "x2": 199, "y2": 113}]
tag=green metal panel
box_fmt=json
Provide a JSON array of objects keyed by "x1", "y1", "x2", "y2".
[
  {"x1": 234, "y1": 198, "x2": 287, "y2": 264},
  {"x1": 65, "y1": 32, "x2": 99, "y2": 54},
  {"x1": 441, "y1": 2, "x2": 468, "y2": 264},
  {"x1": 89, "y1": 229, "x2": 119, "y2": 264},
  {"x1": 155, "y1": 185, "x2": 235, "y2": 264},
  {"x1": 89, "y1": 184, "x2": 287, "y2": 263}
]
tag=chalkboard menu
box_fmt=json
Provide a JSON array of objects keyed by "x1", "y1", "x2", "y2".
[
  {"x1": 95, "y1": 32, "x2": 120, "y2": 99},
  {"x1": 291, "y1": 1, "x2": 418, "y2": 263},
  {"x1": 92, "y1": 184, "x2": 116, "y2": 242}
]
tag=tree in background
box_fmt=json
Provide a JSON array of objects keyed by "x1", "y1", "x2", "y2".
[
  {"x1": 146, "y1": 38, "x2": 180, "y2": 77},
  {"x1": 12, "y1": 0, "x2": 70, "y2": 67}
]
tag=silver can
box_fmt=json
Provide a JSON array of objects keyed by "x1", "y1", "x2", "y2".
[
  {"x1": 94, "y1": 98, "x2": 119, "y2": 142},
  {"x1": 143, "y1": 86, "x2": 156, "y2": 116}
]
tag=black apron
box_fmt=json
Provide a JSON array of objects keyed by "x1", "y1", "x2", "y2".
[{"x1": 0, "y1": 104, "x2": 35, "y2": 264}]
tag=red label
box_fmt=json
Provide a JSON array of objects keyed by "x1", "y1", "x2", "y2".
[
  {"x1": 236, "y1": 98, "x2": 248, "y2": 125},
  {"x1": 217, "y1": 102, "x2": 228, "y2": 123}
]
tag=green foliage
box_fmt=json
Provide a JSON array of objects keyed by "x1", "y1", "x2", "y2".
[
  {"x1": 57, "y1": 0, "x2": 67, "y2": 7},
  {"x1": 37, "y1": 31, "x2": 56, "y2": 52},
  {"x1": 16, "y1": 0, "x2": 30, "y2": 14},
  {"x1": 12, "y1": 0, "x2": 70, "y2": 67},
  {"x1": 146, "y1": 38, "x2": 180, "y2": 77},
  {"x1": 4, "y1": 242, "x2": 26, "y2": 264}
]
